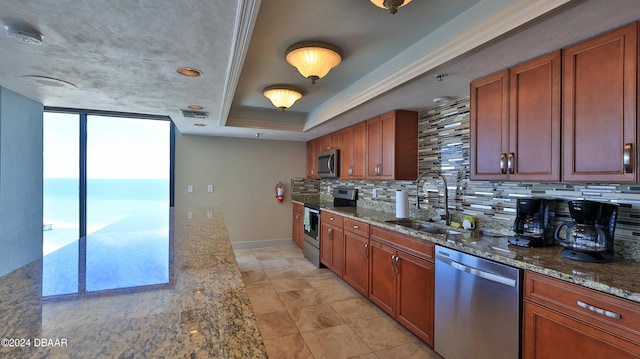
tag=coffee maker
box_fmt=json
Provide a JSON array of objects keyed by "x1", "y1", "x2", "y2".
[
  {"x1": 509, "y1": 198, "x2": 557, "y2": 247},
  {"x1": 554, "y1": 200, "x2": 618, "y2": 263}
]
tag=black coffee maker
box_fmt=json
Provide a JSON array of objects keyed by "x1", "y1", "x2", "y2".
[
  {"x1": 509, "y1": 198, "x2": 557, "y2": 247},
  {"x1": 554, "y1": 200, "x2": 618, "y2": 263}
]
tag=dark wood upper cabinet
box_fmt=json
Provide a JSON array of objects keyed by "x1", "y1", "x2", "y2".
[
  {"x1": 471, "y1": 51, "x2": 561, "y2": 181},
  {"x1": 366, "y1": 110, "x2": 418, "y2": 180},
  {"x1": 562, "y1": 22, "x2": 637, "y2": 182},
  {"x1": 509, "y1": 51, "x2": 561, "y2": 182},
  {"x1": 340, "y1": 122, "x2": 366, "y2": 179},
  {"x1": 470, "y1": 70, "x2": 510, "y2": 180}
]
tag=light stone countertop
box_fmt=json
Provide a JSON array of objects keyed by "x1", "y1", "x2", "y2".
[
  {"x1": 295, "y1": 200, "x2": 640, "y2": 304},
  {"x1": 0, "y1": 207, "x2": 267, "y2": 359}
]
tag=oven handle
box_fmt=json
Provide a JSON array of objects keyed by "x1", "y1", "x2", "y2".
[{"x1": 306, "y1": 208, "x2": 320, "y2": 214}]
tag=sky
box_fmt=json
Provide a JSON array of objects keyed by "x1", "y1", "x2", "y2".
[{"x1": 43, "y1": 112, "x2": 170, "y2": 179}]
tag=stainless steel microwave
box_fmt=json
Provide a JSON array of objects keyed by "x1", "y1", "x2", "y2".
[{"x1": 318, "y1": 149, "x2": 339, "y2": 178}]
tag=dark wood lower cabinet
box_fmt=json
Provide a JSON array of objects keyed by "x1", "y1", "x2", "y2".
[
  {"x1": 523, "y1": 301, "x2": 638, "y2": 359},
  {"x1": 342, "y1": 231, "x2": 369, "y2": 296},
  {"x1": 368, "y1": 230, "x2": 435, "y2": 346}
]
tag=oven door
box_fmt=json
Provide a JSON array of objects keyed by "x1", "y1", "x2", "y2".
[{"x1": 303, "y1": 207, "x2": 320, "y2": 245}]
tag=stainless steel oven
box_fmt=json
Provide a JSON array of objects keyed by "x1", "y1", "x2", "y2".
[{"x1": 302, "y1": 204, "x2": 321, "y2": 267}]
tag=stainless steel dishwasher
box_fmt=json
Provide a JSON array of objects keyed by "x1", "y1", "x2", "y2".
[{"x1": 434, "y1": 245, "x2": 522, "y2": 359}]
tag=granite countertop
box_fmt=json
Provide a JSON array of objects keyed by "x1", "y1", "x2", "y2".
[
  {"x1": 294, "y1": 200, "x2": 640, "y2": 303},
  {"x1": 0, "y1": 208, "x2": 267, "y2": 358}
]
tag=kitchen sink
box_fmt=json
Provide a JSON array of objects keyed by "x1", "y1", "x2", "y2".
[{"x1": 385, "y1": 219, "x2": 462, "y2": 235}]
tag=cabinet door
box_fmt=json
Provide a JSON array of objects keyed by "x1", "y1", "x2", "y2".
[
  {"x1": 306, "y1": 140, "x2": 316, "y2": 178},
  {"x1": 509, "y1": 51, "x2": 561, "y2": 182},
  {"x1": 343, "y1": 232, "x2": 369, "y2": 296},
  {"x1": 340, "y1": 123, "x2": 365, "y2": 179},
  {"x1": 378, "y1": 112, "x2": 396, "y2": 179},
  {"x1": 292, "y1": 207, "x2": 303, "y2": 248},
  {"x1": 470, "y1": 70, "x2": 509, "y2": 180},
  {"x1": 366, "y1": 117, "x2": 381, "y2": 178},
  {"x1": 320, "y1": 222, "x2": 343, "y2": 276},
  {"x1": 523, "y1": 301, "x2": 640, "y2": 358},
  {"x1": 368, "y1": 239, "x2": 396, "y2": 317},
  {"x1": 395, "y1": 251, "x2": 434, "y2": 346},
  {"x1": 562, "y1": 23, "x2": 637, "y2": 182}
]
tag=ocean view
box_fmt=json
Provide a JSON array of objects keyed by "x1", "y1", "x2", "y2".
[{"x1": 43, "y1": 178, "x2": 170, "y2": 254}]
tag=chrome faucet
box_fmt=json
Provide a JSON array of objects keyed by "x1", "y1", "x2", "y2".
[{"x1": 416, "y1": 171, "x2": 450, "y2": 225}]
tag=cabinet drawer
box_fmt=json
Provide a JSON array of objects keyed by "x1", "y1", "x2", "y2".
[
  {"x1": 524, "y1": 271, "x2": 640, "y2": 344},
  {"x1": 293, "y1": 203, "x2": 303, "y2": 213},
  {"x1": 370, "y1": 226, "x2": 434, "y2": 262},
  {"x1": 344, "y1": 218, "x2": 369, "y2": 238},
  {"x1": 321, "y1": 212, "x2": 344, "y2": 228}
]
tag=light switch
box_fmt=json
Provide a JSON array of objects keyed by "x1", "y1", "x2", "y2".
[
  {"x1": 187, "y1": 185, "x2": 193, "y2": 193},
  {"x1": 208, "y1": 185, "x2": 213, "y2": 193}
]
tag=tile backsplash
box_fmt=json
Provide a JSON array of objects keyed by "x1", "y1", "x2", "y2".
[{"x1": 293, "y1": 98, "x2": 640, "y2": 261}]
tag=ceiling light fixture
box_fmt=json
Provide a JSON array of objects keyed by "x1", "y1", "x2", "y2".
[
  {"x1": 4, "y1": 24, "x2": 43, "y2": 45},
  {"x1": 433, "y1": 96, "x2": 454, "y2": 105},
  {"x1": 263, "y1": 85, "x2": 303, "y2": 111},
  {"x1": 176, "y1": 67, "x2": 203, "y2": 77},
  {"x1": 285, "y1": 41, "x2": 342, "y2": 84},
  {"x1": 370, "y1": 0, "x2": 412, "y2": 14}
]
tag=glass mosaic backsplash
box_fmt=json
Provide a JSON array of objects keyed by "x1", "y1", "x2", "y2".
[{"x1": 292, "y1": 98, "x2": 640, "y2": 261}]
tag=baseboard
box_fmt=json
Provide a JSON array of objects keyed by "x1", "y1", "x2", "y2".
[{"x1": 231, "y1": 238, "x2": 294, "y2": 249}]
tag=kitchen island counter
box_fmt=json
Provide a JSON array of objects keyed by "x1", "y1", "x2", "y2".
[{"x1": 0, "y1": 207, "x2": 266, "y2": 358}]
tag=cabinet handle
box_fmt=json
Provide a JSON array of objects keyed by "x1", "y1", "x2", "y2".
[
  {"x1": 378, "y1": 163, "x2": 382, "y2": 176},
  {"x1": 296, "y1": 214, "x2": 299, "y2": 221},
  {"x1": 391, "y1": 255, "x2": 397, "y2": 273},
  {"x1": 623, "y1": 143, "x2": 633, "y2": 173},
  {"x1": 353, "y1": 225, "x2": 359, "y2": 229},
  {"x1": 364, "y1": 243, "x2": 369, "y2": 259},
  {"x1": 394, "y1": 256, "x2": 400, "y2": 274},
  {"x1": 348, "y1": 166, "x2": 353, "y2": 176},
  {"x1": 507, "y1": 152, "x2": 514, "y2": 174},
  {"x1": 327, "y1": 227, "x2": 333, "y2": 240},
  {"x1": 500, "y1": 153, "x2": 507, "y2": 174},
  {"x1": 577, "y1": 300, "x2": 621, "y2": 319},
  {"x1": 329, "y1": 217, "x2": 334, "y2": 221}
]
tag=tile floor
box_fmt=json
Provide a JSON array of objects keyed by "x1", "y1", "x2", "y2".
[{"x1": 234, "y1": 242, "x2": 443, "y2": 359}]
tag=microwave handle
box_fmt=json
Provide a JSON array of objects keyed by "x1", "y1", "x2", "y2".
[{"x1": 328, "y1": 153, "x2": 335, "y2": 173}]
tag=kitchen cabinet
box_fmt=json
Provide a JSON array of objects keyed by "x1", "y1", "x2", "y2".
[
  {"x1": 321, "y1": 131, "x2": 341, "y2": 151},
  {"x1": 368, "y1": 226, "x2": 434, "y2": 346},
  {"x1": 365, "y1": 110, "x2": 418, "y2": 180},
  {"x1": 342, "y1": 218, "x2": 370, "y2": 296},
  {"x1": 306, "y1": 138, "x2": 323, "y2": 179},
  {"x1": 320, "y1": 212, "x2": 344, "y2": 277},
  {"x1": 340, "y1": 122, "x2": 366, "y2": 179},
  {"x1": 292, "y1": 203, "x2": 303, "y2": 248},
  {"x1": 523, "y1": 271, "x2": 640, "y2": 358},
  {"x1": 562, "y1": 23, "x2": 637, "y2": 182},
  {"x1": 470, "y1": 51, "x2": 561, "y2": 181}
]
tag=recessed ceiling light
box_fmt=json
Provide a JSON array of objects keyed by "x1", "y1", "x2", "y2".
[
  {"x1": 188, "y1": 105, "x2": 204, "y2": 110},
  {"x1": 4, "y1": 24, "x2": 43, "y2": 45},
  {"x1": 177, "y1": 67, "x2": 203, "y2": 77},
  {"x1": 194, "y1": 123, "x2": 206, "y2": 127},
  {"x1": 22, "y1": 75, "x2": 77, "y2": 88}
]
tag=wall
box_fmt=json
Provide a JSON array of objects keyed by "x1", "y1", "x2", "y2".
[
  {"x1": 0, "y1": 87, "x2": 44, "y2": 276},
  {"x1": 302, "y1": 98, "x2": 640, "y2": 261},
  {"x1": 174, "y1": 134, "x2": 306, "y2": 245}
]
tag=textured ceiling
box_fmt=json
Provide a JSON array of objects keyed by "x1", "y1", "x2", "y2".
[{"x1": 1, "y1": 0, "x2": 640, "y2": 141}]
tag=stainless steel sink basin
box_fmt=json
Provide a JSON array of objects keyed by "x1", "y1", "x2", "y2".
[{"x1": 386, "y1": 219, "x2": 462, "y2": 235}]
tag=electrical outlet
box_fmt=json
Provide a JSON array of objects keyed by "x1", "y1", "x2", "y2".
[
  {"x1": 208, "y1": 185, "x2": 213, "y2": 193},
  {"x1": 187, "y1": 185, "x2": 193, "y2": 193},
  {"x1": 372, "y1": 188, "x2": 377, "y2": 198}
]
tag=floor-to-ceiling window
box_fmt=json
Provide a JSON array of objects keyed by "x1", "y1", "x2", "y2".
[{"x1": 42, "y1": 109, "x2": 174, "y2": 298}]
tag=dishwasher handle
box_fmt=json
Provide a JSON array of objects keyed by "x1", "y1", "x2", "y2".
[{"x1": 438, "y1": 255, "x2": 517, "y2": 287}]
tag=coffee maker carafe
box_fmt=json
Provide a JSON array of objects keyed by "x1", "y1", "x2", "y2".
[
  {"x1": 554, "y1": 200, "x2": 618, "y2": 263},
  {"x1": 509, "y1": 198, "x2": 557, "y2": 247}
]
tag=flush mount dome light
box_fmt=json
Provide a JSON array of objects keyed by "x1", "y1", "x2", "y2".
[
  {"x1": 4, "y1": 24, "x2": 43, "y2": 45},
  {"x1": 285, "y1": 41, "x2": 342, "y2": 84},
  {"x1": 370, "y1": 0, "x2": 413, "y2": 14},
  {"x1": 263, "y1": 85, "x2": 303, "y2": 111},
  {"x1": 177, "y1": 67, "x2": 203, "y2": 77}
]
